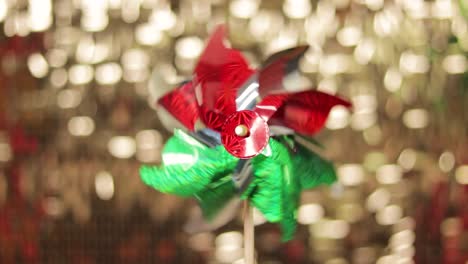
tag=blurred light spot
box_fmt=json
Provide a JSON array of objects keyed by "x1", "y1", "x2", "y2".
[
  {"x1": 136, "y1": 130, "x2": 162, "y2": 150},
  {"x1": 50, "y1": 68, "x2": 68, "y2": 88},
  {"x1": 253, "y1": 208, "x2": 267, "y2": 225},
  {"x1": 122, "y1": 48, "x2": 149, "y2": 69},
  {"x1": 398, "y1": 149, "x2": 417, "y2": 171},
  {"x1": 455, "y1": 165, "x2": 468, "y2": 184},
  {"x1": 46, "y1": 49, "x2": 68, "y2": 68},
  {"x1": 337, "y1": 203, "x2": 364, "y2": 223},
  {"x1": 384, "y1": 67, "x2": 403, "y2": 92},
  {"x1": 403, "y1": 0, "x2": 429, "y2": 19},
  {"x1": 317, "y1": 77, "x2": 337, "y2": 94},
  {"x1": 366, "y1": 188, "x2": 391, "y2": 212},
  {"x1": 376, "y1": 255, "x2": 397, "y2": 264},
  {"x1": 233, "y1": 259, "x2": 246, "y2": 264},
  {"x1": 80, "y1": 0, "x2": 108, "y2": 32},
  {"x1": 374, "y1": 8, "x2": 400, "y2": 37},
  {"x1": 365, "y1": 0, "x2": 383, "y2": 10},
  {"x1": 230, "y1": 0, "x2": 259, "y2": 19},
  {"x1": 402, "y1": 109, "x2": 429, "y2": 129},
  {"x1": 44, "y1": 197, "x2": 65, "y2": 217},
  {"x1": 124, "y1": 68, "x2": 149, "y2": 83},
  {"x1": 27, "y1": 53, "x2": 49, "y2": 78},
  {"x1": 176, "y1": 37, "x2": 204, "y2": 60},
  {"x1": 76, "y1": 36, "x2": 109, "y2": 64},
  {"x1": 352, "y1": 94, "x2": 377, "y2": 113},
  {"x1": 326, "y1": 105, "x2": 350, "y2": 130},
  {"x1": 311, "y1": 219, "x2": 350, "y2": 239},
  {"x1": 266, "y1": 30, "x2": 298, "y2": 55},
  {"x1": 390, "y1": 230, "x2": 415, "y2": 248},
  {"x1": 121, "y1": 0, "x2": 140, "y2": 23},
  {"x1": 363, "y1": 125, "x2": 382, "y2": 145},
  {"x1": 376, "y1": 205, "x2": 403, "y2": 225},
  {"x1": 337, "y1": 26, "x2": 362, "y2": 47},
  {"x1": 325, "y1": 258, "x2": 348, "y2": 264},
  {"x1": 337, "y1": 164, "x2": 365, "y2": 186},
  {"x1": 149, "y1": 9, "x2": 176, "y2": 31},
  {"x1": 96, "y1": 62, "x2": 122, "y2": 85},
  {"x1": 57, "y1": 89, "x2": 82, "y2": 109},
  {"x1": 354, "y1": 38, "x2": 375, "y2": 65},
  {"x1": 135, "y1": 23, "x2": 163, "y2": 46},
  {"x1": 282, "y1": 71, "x2": 311, "y2": 92},
  {"x1": 351, "y1": 112, "x2": 377, "y2": 130},
  {"x1": 400, "y1": 51, "x2": 429, "y2": 74},
  {"x1": 442, "y1": 55, "x2": 467, "y2": 74},
  {"x1": 215, "y1": 231, "x2": 244, "y2": 262},
  {"x1": 249, "y1": 10, "x2": 281, "y2": 40},
  {"x1": 377, "y1": 164, "x2": 403, "y2": 184},
  {"x1": 215, "y1": 246, "x2": 243, "y2": 263},
  {"x1": 364, "y1": 151, "x2": 387, "y2": 172},
  {"x1": 28, "y1": 0, "x2": 52, "y2": 32},
  {"x1": 108, "y1": 0, "x2": 122, "y2": 9},
  {"x1": 95, "y1": 171, "x2": 114, "y2": 200},
  {"x1": 0, "y1": 0, "x2": 7, "y2": 23},
  {"x1": 451, "y1": 16, "x2": 468, "y2": 38},
  {"x1": 440, "y1": 217, "x2": 462, "y2": 237},
  {"x1": 431, "y1": 0, "x2": 453, "y2": 19},
  {"x1": 393, "y1": 245, "x2": 415, "y2": 259},
  {"x1": 283, "y1": 0, "x2": 311, "y2": 19},
  {"x1": 136, "y1": 130, "x2": 162, "y2": 163},
  {"x1": 188, "y1": 232, "x2": 214, "y2": 252},
  {"x1": 334, "y1": 0, "x2": 350, "y2": 8},
  {"x1": 438, "y1": 151, "x2": 455, "y2": 172},
  {"x1": 69, "y1": 64, "x2": 94, "y2": 85},
  {"x1": 319, "y1": 54, "x2": 351, "y2": 75},
  {"x1": 108, "y1": 136, "x2": 136, "y2": 159},
  {"x1": 68, "y1": 116, "x2": 95, "y2": 137},
  {"x1": 0, "y1": 142, "x2": 12, "y2": 162},
  {"x1": 215, "y1": 231, "x2": 243, "y2": 248},
  {"x1": 298, "y1": 203, "x2": 324, "y2": 224}
]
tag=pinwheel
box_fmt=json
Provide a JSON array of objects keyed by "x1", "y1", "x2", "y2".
[{"x1": 141, "y1": 25, "x2": 351, "y2": 241}]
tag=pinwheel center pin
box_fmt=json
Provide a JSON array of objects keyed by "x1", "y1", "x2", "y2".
[
  {"x1": 221, "y1": 110, "x2": 270, "y2": 159},
  {"x1": 234, "y1": 124, "x2": 249, "y2": 137}
]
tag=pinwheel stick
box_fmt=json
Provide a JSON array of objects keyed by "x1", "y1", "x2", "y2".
[{"x1": 243, "y1": 200, "x2": 255, "y2": 264}]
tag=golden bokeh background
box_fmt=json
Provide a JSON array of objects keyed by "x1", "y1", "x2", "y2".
[{"x1": 0, "y1": 0, "x2": 467, "y2": 263}]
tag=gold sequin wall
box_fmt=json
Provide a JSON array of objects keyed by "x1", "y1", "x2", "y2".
[{"x1": 0, "y1": 0, "x2": 467, "y2": 263}]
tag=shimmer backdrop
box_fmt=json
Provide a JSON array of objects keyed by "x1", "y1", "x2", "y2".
[{"x1": 0, "y1": 0, "x2": 467, "y2": 263}]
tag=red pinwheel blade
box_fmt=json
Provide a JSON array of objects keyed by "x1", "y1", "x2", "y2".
[
  {"x1": 258, "y1": 46, "x2": 309, "y2": 97},
  {"x1": 158, "y1": 82, "x2": 199, "y2": 131},
  {"x1": 194, "y1": 25, "x2": 254, "y2": 131},
  {"x1": 257, "y1": 90, "x2": 351, "y2": 135}
]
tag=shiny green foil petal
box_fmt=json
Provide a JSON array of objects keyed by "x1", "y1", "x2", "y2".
[
  {"x1": 140, "y1": 130, "x2": 337, "y2": 241},
  {"x1": 194, "y1": 174, "x2": 237, "y2": 220},
  {"x1": 249, "y1": 138, "x2": 300, "y2": 241},
  {"x1": 140, "y1": 129, "x2": 238, "y2": 196},
  {"x1": 292, "y1": 143, "x2": 337, "y2": 190}
]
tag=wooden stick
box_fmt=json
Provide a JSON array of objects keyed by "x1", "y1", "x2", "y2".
[{"x1": 243, "y1": 200, "x2": 255, "y2": 264}]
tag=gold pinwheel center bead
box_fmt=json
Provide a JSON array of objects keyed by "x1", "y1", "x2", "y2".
[{"x1": 234, "y1": 124, "x2": 249, "y2": 137}]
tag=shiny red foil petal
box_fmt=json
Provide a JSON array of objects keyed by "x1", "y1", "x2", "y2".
[
  {"x1": 261, "y1": 90, "x2": 351, "y2": 135},
  {"x1": 221, "y1": 110, "x2": 269, "y2": 159},
  {"x1": 258, "y1": 46, "x2": 308, "y2": 97},
  {"x1": 158, "y1": 82, "x2": 199, "y2": 131},
  {"x1": 194, "y1": 25, "x2": 254, "y2": 131}
]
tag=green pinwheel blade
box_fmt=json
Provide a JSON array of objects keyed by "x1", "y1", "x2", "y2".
[
  {"x1": 140, "y1": 129, "x2": 238, "y2": 196},
  {"x1": 194, "y1": 174, "x2": 237, "y2": 220},
  {"x1": 247, "y1": 139, "x2": 300, "y2": 241},
  {"x1": 292, "y1": 142, "x2": 337, "y2": 190}
]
